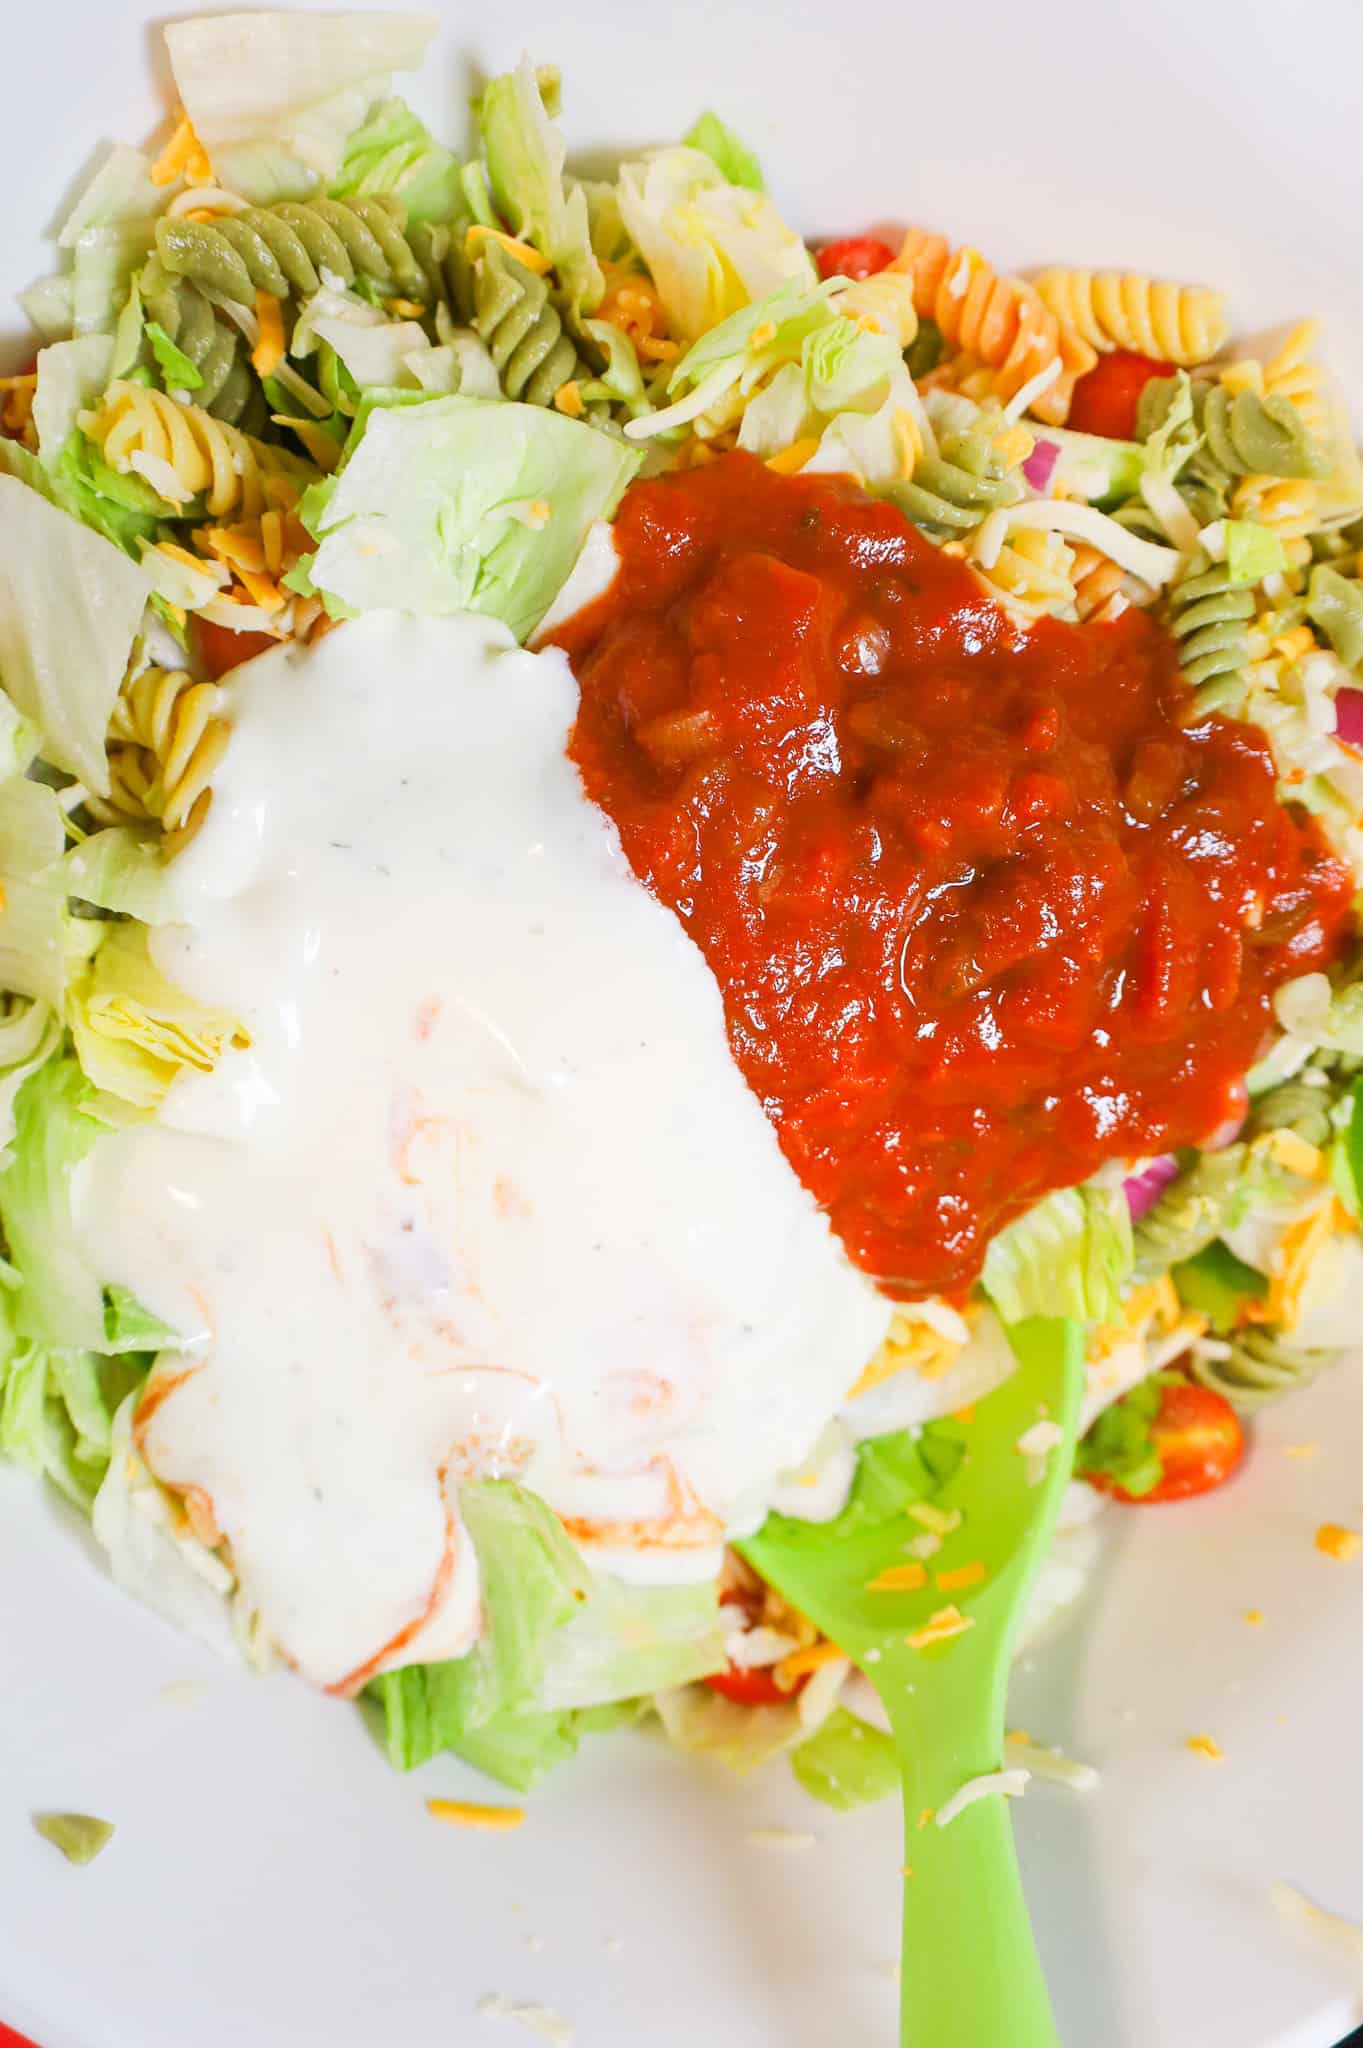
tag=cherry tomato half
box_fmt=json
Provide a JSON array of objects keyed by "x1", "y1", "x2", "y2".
[
  {"x1": 704, "y1": 1661, "x2": 806, "y2": 1707},
  {"x1": 1090, "y1": 1377, "x2": 1245, "y2": 1505},
  {"x1": 1067, "y1": 349, "x2": 1176, "y2": 441},
  {"x1": 816, "y1": 235, "x2": 896, "y2": 283},
  {"x1": 193, "y1": 616, "x2": 281, "y2": 681}
]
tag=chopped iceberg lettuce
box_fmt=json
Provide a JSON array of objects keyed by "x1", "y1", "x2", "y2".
[
  {"x1": 301, "y1": 394, "x2": 639, "y2": 641},
  {"x1": 64, "y1": 827, "x2": 175, "y2": 924},
  {"x1": 537, "y1": 1575, "x2": 724, "y2": 1712},
  {"x1": 790, "y1": 1706, "x2": 899, "y2": 1810},
  {"x1": 682, "y1": 113, "x2": 765, "y2": 193},
  {"x1": 68, "y1": 923, "x2": 247, "y2": 1111},
  {"x1": 478, "y1": 58, "x2": 602, "y2": 313},
  {"x1": 32, "y1": 338, "x2": 114, "y2": 469},
  {"x1": 982, "y1": 1184, "x2": 1133, "y2": 1327},
  {"x1": 0, "y1": 1057, "x2": 111, "y2": 1352},
  {"x1": 0, "y1": 777, "x2": 72, "y2": 1015},
  {"x1": 163, "y1": 11, "x2": 437, "y2": 205},
  {"x1": 330, "y1": 94, "x2": 462, "y2": 224},
  {"x1": 617, "y1": 144, "x2": 816, "y2": 343},
  {"x1": 0, "y1": 473, "x2": 150, "y2": 788}
]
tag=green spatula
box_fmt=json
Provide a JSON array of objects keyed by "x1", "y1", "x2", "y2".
[{"x1": 741, "y1": 1315, "x2": 1083, "y2": 2048}]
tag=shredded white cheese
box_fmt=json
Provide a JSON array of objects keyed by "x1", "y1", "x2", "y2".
[
  {"x1": 974, "y1": 500, "x2": 1180, "y2": 588},
  {"x1": 1004, "y1": 1737, "x2": 1100, "y2": 1792},
  {"x1": 746, "y1": 1827, "x2": 818, "y2": 1852},
  {"x1": 1138, "y1": 471, "x2": 1201, "y2": 552},
  {"x1": 1003, "y1": 355, "x2": 1062, "y2": 424},
  {"x1": 935, "y1": 1768, "x2": 1030, "y2": 1829},
  {"x1": 1271, "y1": 1882, "x2": 1363, "y2": 1969},
  {"x1": 477, "y1": 1996, "x2": 576, "y2": 2046}
]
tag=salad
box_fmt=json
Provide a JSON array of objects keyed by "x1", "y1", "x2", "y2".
[{"x1": 0, "y1": 11, "x2": 1360, "y2": 1825}]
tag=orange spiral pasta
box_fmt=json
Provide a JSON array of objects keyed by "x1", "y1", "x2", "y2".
[
  {"x1": 1033, "y1": 269, "x2": 1227, "y2": 366},
  {"x1": 1070, "y1": 543, "x2": 1129, "y2": 624},
  {"x1": 890, "y1": 229, "x2": 1095, "y2": 425}
]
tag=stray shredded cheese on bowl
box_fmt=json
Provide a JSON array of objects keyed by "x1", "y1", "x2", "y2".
[{"x1": 427, "y1": 1798, "x2": 526, "y2": 1831}]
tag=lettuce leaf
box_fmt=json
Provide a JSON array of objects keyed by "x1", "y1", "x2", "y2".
[
  {"x1": 629, "y1": 278, "x2": 841, "y2": 442},
  {"x1": 682, "y1": 113, "x2": 765, "y2": 192},
  {"x1": 90, "y1": 1391, "x2": 238, "y2": 1651},
  {"x1": 32, "y1": 338, "x2": 114, "y2": 469},
  {"x1": 0, "y1": 777, "x2": 72, "y2": 1014},
  {"x1": 982, "y1": 1184, "x2": 1133, "y2": 1327},
  {"x1": 790, "y1": 1706, "x2": 898, "y2": 1811},
  {"x1": 617, "y1": 145, "x2": 817, "y2": 343},
  {"x1": 68, "y1": 923, "x2": 247, "y2": 1110},
  {"x1": 1224, "y1": 519, "x2": 1288, "y2": 589},
  {"x1": 163, "y1": 11, "x2": 438, "y2": 205},
  {"x1": 302, "y1": 394, "x2": 639, "y2": 641},
  {"x1": 477, "y1": 59, "x2": 602, "y2": 313},
  {"x1": 0, "y1": 1057, "x2": 111, "y2": 1351},
  {"x1": 64, "y1": 827, "x2": 174, "y2": 924},
  {"x1": 0, "y1": 999, "x2": 63, "y2": 1153},
  {"x1": 57, "y1": 146, "x2": 167, "y2": 249},
  {"x1": 330, "y1": 94, "x2": 462, "y2": 225},
  {"x1": 1074, "y1": 1371, "x2": 1172, "y2": 1499},
  {"x1": 1172, "y1": 1240, "x2": 1268, "y2": 1334},
  {"x1": 1275, "y1": 971, "x2": 1363, "y2": 1058},
  {"x1": 0, "y1": 472, "x2": 150, "y2": 787},
  {"x1": 537, "y1": 1575, "x2": 724, "y2": 1712},
  {"x1": 370, "y1": 1480, "x2": 589, "y2": 1771},
  {"x1": 652, "y1": 1682, "x2": 810, "y2": 1772}
]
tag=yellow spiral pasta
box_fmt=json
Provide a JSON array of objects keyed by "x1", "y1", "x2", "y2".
[
  {"x1": 1222, "y1": 321, "x2": 1363, "y2": 534},
  {"x1": 86, "y1": 664, "x2": 232, "y2": 855},
  {"x1": 1033, "y1": 268, "x2": 1228, "y2": 367},
  {"x1": 832, "y1": 271, "x2": 919, "y2": 347},
  {"x1": 80, "y1": 382, "x2": 314, "y2": 520},
  {"x1": 891, "y1": 229, "x2": 1095, "y2": 424}
]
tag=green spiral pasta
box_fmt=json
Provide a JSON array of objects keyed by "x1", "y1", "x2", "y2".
[
  {"x1": 1306, "y1": 564, "x2": 1363, "y2": 671},
  {"x1": 1188, "y1": 1325, "x2": 1344, "y2": 1412},
  {"x1": 154, "y1": 196, "x2": 425, "y2": 308},
  {"x1": 1132, "y1": 1146, "x2": 1255, "y2": 1277},
  {"x1": 888, "y1": 424, "x2": 1023, "y2": 536},
  {"x1": 468, "y1": 239, "x2": 591, "y2": 408},
  {"x1": 1248, "y1": 1052, "x2": 1362, "y2": 1148},
  {"x1": 139, "y1": 266, "x2": 262, "y2": 428},
  {"x1": 1166, "y1": 550, "x2": 1254, "y2": 709},
  {"x1": 1139, "y1": 375, "x2": 1326, "y2": 482}
]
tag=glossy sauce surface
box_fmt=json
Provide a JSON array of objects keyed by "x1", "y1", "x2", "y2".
[{"x1": 559, "y1": 456, "x2": 1353, "y2": 1298}]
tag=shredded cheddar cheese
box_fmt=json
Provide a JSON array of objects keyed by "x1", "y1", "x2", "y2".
[
  {"x1": 766, "y1": 438, "x2": 821, "y2": 475},
  {"x1": 1185, "y1": 1734, "x2": 1224, "y2": 1761},
  {"x1": 251, "y1": 292, "x2": 286, "y2": 380},
  {"x1": 907, "y1": 1604, "x2": 974, "y2": 1651},
  {"x1": 866, "y1": 1562, "x2": 929, "y2": 1593},
  {"x1": 1315, "y1": 1523, "x2": 1361, "y2": 1562},
  {"x1": 427, "y1": 1798, "x2": 526, "y2": 1830},
  {"x1": 936, "y1": 1561, "x2": 987, "y2": 1593},
  {"x1": 554, "y1": 381, "x2": 585, "y2": 419},
  {"x1": 774, "y1": 1639, "x2": 846, "y2": 1691},
  {"x1": 1245, "y1": 1609, "x2": 1266, "y2": 1626},
  {"x1": 464, "y1": 226, "x2": 552, "y2": 273},
  {"x1": 151, "y1": 111, "x2": 213, "y2": 188}
]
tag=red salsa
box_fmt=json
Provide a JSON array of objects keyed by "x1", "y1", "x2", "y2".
[{"x1": 556, "y1": 455, "x2": 1353, "y2": 1299}]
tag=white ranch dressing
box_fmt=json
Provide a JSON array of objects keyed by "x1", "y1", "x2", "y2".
[{"x1": 76, "y1": 612, "x2": 890, "y2": 1692}]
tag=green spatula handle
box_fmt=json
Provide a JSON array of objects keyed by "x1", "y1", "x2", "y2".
[{"x1": 892, "y1": 1708, "x2": 1058, "y2": 2048}]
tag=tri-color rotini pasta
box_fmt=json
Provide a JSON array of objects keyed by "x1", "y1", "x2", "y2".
[{"x1": 1, "y1": 20, "x2": 1362, "y2": 1817}]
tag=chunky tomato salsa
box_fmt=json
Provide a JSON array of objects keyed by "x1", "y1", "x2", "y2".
[{"x1": 556, "y1": 455, "x2": 1353, "y2": 1298}]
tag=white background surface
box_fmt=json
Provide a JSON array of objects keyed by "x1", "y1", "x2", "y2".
[{"x1": 2, "y1": 5, "x2": 1363, "y2": 2046}]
